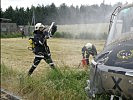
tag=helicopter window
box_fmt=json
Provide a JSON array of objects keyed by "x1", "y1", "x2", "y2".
[{"x1": 106, "y1": 6, "x2": 133, "y2": 46}]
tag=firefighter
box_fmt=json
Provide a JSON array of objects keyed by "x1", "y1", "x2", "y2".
[
  {"x1": 28, "y1": 23, "x2": 57, "y2": 75},
  {"x1": 82, "y1": 43, "x2": 97, "y2": 65}
]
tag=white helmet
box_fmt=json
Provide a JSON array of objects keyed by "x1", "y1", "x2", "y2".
[
  {"x1": 85, "y1": 43, "x2": 92, "y2": 49},
  {"x1": 35, "y1": 23, "x2": 45, "y2": 30}
]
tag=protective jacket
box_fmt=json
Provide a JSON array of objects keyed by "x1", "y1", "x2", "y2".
[
  {"x1": 33, "y1": 30, "x2": 50, "y2": 56},
  {"x1": 82, "y1": 44, "x2": 97, "y2": 65},
  {"x1": 82, "y1": 45, "x2": 97, "y2": 58}
]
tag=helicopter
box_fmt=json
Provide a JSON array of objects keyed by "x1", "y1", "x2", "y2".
[{"x1": 85, "y1": 3, "x2": 133, "y2": 100}]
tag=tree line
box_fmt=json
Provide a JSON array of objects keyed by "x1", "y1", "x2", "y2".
[{"x1": 1, "y1": 2, "x2": 123, "y2": 25}]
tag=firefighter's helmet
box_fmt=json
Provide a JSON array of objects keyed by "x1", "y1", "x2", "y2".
[
  {"x1": 85, "y1": 43, "x2": 92, "y2": 49},
  {"x1": 35, "y1": 23, "x2": 45, "y2": 31}
]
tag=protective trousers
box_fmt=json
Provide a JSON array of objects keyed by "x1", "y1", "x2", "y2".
[
  {"x1": 28, "y1": 54, "x2": 55, "y2": 75},
  {"x1": 86, "y1": 54, "x2": 90, "y2": 65}
]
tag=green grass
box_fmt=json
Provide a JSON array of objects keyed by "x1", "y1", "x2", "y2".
[
  {"x1": 1, "y1": 64, "x2": 89, "y2": 100},
  {"x1": 1, "y1": 63, "x2": 112, "y2": 100},
  {"x1": 0, "y1": 33, "x2": 23, "y2": 38}
]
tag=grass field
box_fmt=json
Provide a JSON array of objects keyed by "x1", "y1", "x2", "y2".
[
  {"x1": 1, "y1": 38, "x2": 105, "y2": 100},
  {"x1": 1, "y1": 38, "x2": 105, "y2": 72}
]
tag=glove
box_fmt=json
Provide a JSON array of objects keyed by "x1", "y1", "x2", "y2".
[
  {"x1": 51, "y1": 25, "x2": 57, "y2": 36},
  {"x1": 43, "y1": 31, "x2": 50, "y2": 39}
]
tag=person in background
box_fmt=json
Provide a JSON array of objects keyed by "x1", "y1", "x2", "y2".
[{"x1": 20, "y1": 28, "x2": 26, "y2": 39}]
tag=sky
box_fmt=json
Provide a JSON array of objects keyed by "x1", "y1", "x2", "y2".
[{"x1": 1, "y1": 0, "x2": 133, "y2": 11}]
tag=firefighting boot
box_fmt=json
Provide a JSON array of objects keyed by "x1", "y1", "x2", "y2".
[{"x1": 28, "y1": 65, "x2": 36, "y2": 76}]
